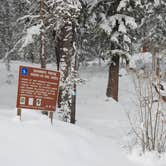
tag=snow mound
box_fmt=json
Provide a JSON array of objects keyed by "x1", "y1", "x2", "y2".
[
  {"x1": 0, "y1": 109, "x2": 134, "y2": 166},
  {"x1": 129, "y1": 52, "x2": 152, "y2": 71},
  {"x1": 129, "y1": 148, "x2": 166, "y2": 166}
]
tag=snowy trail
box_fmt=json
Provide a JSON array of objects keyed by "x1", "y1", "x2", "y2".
[{"x1": 77, "y1": 65, "x2": 130, "y2": 145}]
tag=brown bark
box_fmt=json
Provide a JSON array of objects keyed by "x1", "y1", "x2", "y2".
[
  {"x1": 70, "y1": 83, "x2": 76, "y2": 124},
  {"x1": 58, "y1": 20, "x2": 76, "y2": 122},
  {"x1": 70, "y1": 22, "x2": 77, "y2": 124},
  {"x1": 40, "y1": 0, "x2": 47, "y2": 115},
  {"x1": 40, "y1": 0, "x2": 46, "y2": 69},
  {"x1": 106, "y1": 55, "x2": 120, "y2": 101},
  {"x1": 40, "y1": 31, "x2": 46, "y2": 69},
  {"x1": 156, "y1": 57, "x2": 160, "y2": 78},
  {"x1": 55, "y1": 36, "x2": 61, "y2": 71}
]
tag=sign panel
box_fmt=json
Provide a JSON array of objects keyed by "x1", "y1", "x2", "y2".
[{"x1": 16, "y1": 66, "x2": 60, "y2": 111}]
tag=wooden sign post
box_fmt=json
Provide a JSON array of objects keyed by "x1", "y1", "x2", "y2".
[
  {"x1": 17, "y1": 108, "x2": 22, "y2": 120},
  {"x1": 16, "y1": 66, "x2": 60, "y2": 124}
]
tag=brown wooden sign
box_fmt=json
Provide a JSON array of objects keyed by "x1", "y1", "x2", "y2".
[{"x1": 16, "y1": 66, "x2": 60, "y2": 112}]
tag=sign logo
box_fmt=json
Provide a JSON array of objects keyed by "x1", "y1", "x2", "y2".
[
  {"x1": 36, "y1": 98, "x2": 42, "y2": 107},
  {"x1": 20, "y1": 97, "x2": 25, "y2": 105},
  {"x1": 21, "y1": 67, "x2": 28, "y2": 76}
]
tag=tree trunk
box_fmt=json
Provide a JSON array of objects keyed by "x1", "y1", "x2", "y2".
[
  {"x1": 70, "y1": 22, "x2": 77, "y2": 124},
  {"x1": 70, "y1": 83, "x2": 76, "y2": 124},
  {"x1": 40, "y1": 0, "x2": 46, "y2": 69},
  {"x1": 106, "y1": 55, "x2": 119, "y2": 101},
  {"x1": 156, "y1": 56, "x2": 160, "y2": 78},
  {"x1": 58, "y1": 21, "x2": 75, "y2": 122},
  {"x1": 40, "y1": 0, "x2": 47, "y2": 115},
  {"x1": 40, "y1": 31, "x2": 46, "y2": 69},
  {"x1": 53, "y1": 30, "x2": 63, "y2": 108}
]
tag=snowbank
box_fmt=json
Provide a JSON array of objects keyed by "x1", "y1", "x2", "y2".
[
  {"x1": 129, "y1": 52, "x2": 152, "y2": 71},
  {"x1": 129, "y1": 148, "x2": 166, "y2": 166},
  {"x1": 0, "y1": 109, "x2": 136, "y2": 166}
]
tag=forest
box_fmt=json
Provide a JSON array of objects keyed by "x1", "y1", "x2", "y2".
[{"x1": 0, "y1": 0, "x2": 166, "y2": 165}]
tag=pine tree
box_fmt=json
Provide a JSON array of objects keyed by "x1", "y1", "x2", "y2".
[
  {"x1": 136, "y1": 1, "x2": 166, "y2": 73},
  {"x1": 47, "y1": 0, "x2": 81, "y2": 122},
  {"x1": 87, "y1": 0, "x2": 137, "y2": 101}
]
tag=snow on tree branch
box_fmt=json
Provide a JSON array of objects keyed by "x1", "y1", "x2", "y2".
[
  {"x1": 100, "y1": 13, "x2": 137, "y2": 34},
  {"x1": 117, "y1": 0, "x2": 129, "y2": 12},
  {"x1": 20, "y1": 23, "x2": 42, "y2": 50}
]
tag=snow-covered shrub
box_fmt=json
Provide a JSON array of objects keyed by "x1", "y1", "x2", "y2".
[
  {"x1": 129, "y1": 52, "x2": 152, "y2": 71},
  {"x1": 129, "y1": 72, "x2": 166, "y2": 153}
]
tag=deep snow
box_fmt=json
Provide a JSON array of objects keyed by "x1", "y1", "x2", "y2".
[{"x1": 0, "y1": 60, "x2": 165, "y2": 166}]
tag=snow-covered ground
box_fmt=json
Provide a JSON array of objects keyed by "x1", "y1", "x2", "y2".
[
  {"x1": 0, "y1": 61, "x2": 165, "y2": 166},
  {"x1": 129, "y1": 52, "x2": 152, "y2": 70}
]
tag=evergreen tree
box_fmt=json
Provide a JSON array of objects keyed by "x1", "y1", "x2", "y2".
[
  {"x1": 135, "y1": 0, "x2": 166, "y2": 74},
  {"x1": 86, "y1": 0, "x2": 138, "y2": 100},
  {"x1": 47, "y1": 0, "x2": 81, "y2": 122}
]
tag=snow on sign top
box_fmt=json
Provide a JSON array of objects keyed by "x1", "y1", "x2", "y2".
[{"x1": 16, "y1": 66, "x2": 60, "y2": 112}]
